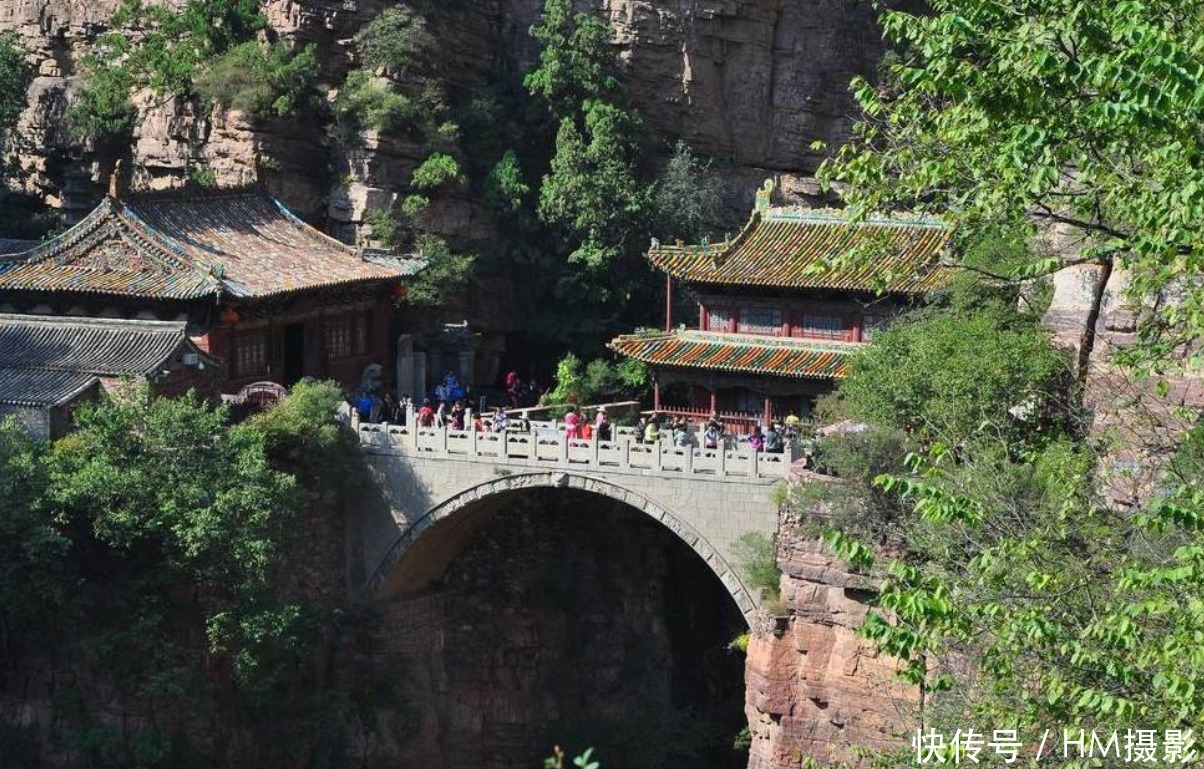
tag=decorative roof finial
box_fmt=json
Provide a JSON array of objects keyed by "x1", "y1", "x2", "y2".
[
  {"x1": 754, "y1": 178, "x2": 775, "y2": 212},
  {"x1": 108, "y1": 159, "x2": 127, "y2": 199}
]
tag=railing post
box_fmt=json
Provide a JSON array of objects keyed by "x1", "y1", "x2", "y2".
[
  {"x1": 684, "y1": 447, "x2": 695, "y2": 475},
  {"x1": 621, "y1": 437, "x2": 632, "y2": 469},
  {"x1": 590, "y1": 435, "x2": 600, "y2": 465},
  {"x1": 751, "y1": 450, "x2": 760, "y2": 478},
  {"x1": 717, "y1": 445, "x2": 727, "y2": 477},
  {"x1": 499, "y1": 431, "x2": 509, "y2": 460},
  {"x1": 469, "y1": 425, "x2": 478, "y2": 457},
  {"x1": 438, "y1": 425, "x2": 448, "y2": 455},
  {"x1": 559, "y1": 434, "x2": 569, "y2": 465},
  {"x1": 653, "y1": 440, "x2": 663, "y2": 471}
]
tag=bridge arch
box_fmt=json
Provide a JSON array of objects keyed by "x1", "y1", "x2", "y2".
[{"x1": 363, "y1": 470, "x2": 759, "y2": 625}]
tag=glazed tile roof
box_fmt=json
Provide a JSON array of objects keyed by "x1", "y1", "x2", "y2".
[
  {"x1": 0, "y1": 188, "x2": 426, "y2": 302},
  {"x1": 0, "y1": 314, "x2": 202, "y2": 407},
  {"x1": 649, "y1": 207, "x2": 953, "y2": 294},
  {"x1": 608, "y1": 330, "x2": 854, "y2": 380}
]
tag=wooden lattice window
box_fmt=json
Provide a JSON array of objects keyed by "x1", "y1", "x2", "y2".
[
  {"x1": 737, "y1": 307, "x2": 782, "y2": 335},
  {"x1": 801, "y1": 314, "x2": 845, "y2": 340},
  {"x1": 706, "y1": 307, "x2": 730, "y2": 332},
  {"x1": 236, "y1": 333, "x2": 267, "y2": 378},
  {"x1": 325, "y1": 313, "x2": 368, "y2": 360}
]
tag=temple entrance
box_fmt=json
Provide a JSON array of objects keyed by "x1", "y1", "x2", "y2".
[{"x1": 282, "y1": 322, "x2": 305, "y2": 385}]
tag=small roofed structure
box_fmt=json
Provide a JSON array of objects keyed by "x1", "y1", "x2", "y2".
[
  {"x1": 0, "y1": 314, "x2": 222, "y2": 439},
  {"x1": 610, "y1": 179, "x2": 953, "y2": 428},
  {"x1": 0, "y1": 183, "x2": 426, "y2": 394}
]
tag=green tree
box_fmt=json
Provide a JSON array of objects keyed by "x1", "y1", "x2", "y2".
[
  {"x1": 652, "y1": 140, "x2": 724, "y2": 243},
  {"x1": 837, "y1": 294, "x2": 1074, "y2": 448},
  {"x1": 820, "y1": 0, "x2": 1204, "y2": 365},
  {"x1": 538, "y1": 100, "x2": 649, "y2": 268},
  {"x1": 806, "y1": 281, "x2": 1204, "y2": 751},
  {"x1": 405, "y1": 234, "x2": 475, "y2": 307},
  {"x1": 524, "y1": 0, "x2": 621, "y2": 117},
  {"x1": 0, "y1": 33, "x2": 32, "y2": 134},
  {"x1": 0, "y1": 420, "x2": 68, "y2": 666}
]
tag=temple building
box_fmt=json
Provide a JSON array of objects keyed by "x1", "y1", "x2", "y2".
[
  {"x1": 0, "y1": 314, "x2": 222, "y2": 439},
  {"x1": 0, "y1": 181, "x2": 425, "y2": 396},
  {"x1": 609, "y1": 181, "x2": 953, "y2": 428}
]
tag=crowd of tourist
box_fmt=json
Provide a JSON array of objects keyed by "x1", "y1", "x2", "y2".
[{"x1": 348, "y1": 370, "x2": 809, "y2": 458}]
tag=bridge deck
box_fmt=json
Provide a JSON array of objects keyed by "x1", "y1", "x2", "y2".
[{"x1": 357, "y1": 422, "x2": 794, "y2": 480}]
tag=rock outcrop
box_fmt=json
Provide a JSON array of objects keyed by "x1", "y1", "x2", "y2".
[
  {"x1": 744, "y1": 509, "x2": 916, "y2": 768},
  {"x1": 1, "y1": 0, "x2": 886, "y2": 224}
]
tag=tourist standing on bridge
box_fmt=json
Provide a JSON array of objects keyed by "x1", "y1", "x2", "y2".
[
  {"x1": 492, "y1": 408, "x2": 509, "y2": 432},
  {"x1": 643, "y1": 414, "x2": 661, "y2": 444},
  {"x1": 596, "y1": 412, "x2": 612, "y2": 441},
  {"x1": 703, "y1": 419, "x2": 722, "y2": 450},
  {"x1": 564, "y1": 406, "x2": 583, "y2": 439},
  {"x1": 748, "y1": 425, "x2": 765, "y2": 452},
  {"x1": 435, "y1": 400, "x2": 448, "y2": 428},
  {"x1": 764, "y1": 423, "x2": 784, "y2": 454},
  {"x1": 417, "y1": 398, "x2": 435, "y2": 427}
]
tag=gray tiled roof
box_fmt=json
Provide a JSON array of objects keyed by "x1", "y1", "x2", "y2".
[
  {"x1": 0, "y1": 189, "x2": 426, "y2": 301},
  {"x1": 0, "y1": 368, "x2": 98, "y2": 407},
  {"x1": 0, "y1": 314, "x2": 193, "y2": 407},
  {"x1": 0, "y1": 239, "x2": 37, "y2": 255}
]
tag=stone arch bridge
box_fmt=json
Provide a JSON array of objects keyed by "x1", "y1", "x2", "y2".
[{"x1": 349, "y1": 422, "x2": 790, "y2": 624}]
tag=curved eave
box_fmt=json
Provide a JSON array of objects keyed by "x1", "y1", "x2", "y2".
[{"x1": 608, "y1": 332, "x2": 851, "y2": 380}]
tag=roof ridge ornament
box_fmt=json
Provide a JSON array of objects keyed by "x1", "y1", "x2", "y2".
[
  {"x1": 754, "y1": 178, "x2": 775, "y2": 212},
  {"x1": 107, "y1": 159, "x2": 128, "y2": 199}
]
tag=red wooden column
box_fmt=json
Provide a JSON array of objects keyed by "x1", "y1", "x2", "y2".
[
  {"x1": 763, "y1": 395, "x2": 772, "y2": 426},
  {"x1": 653, "y1": 380, "x2": 661, "y2": 411},
  {"x1": 664, "y1": 273, "x2": 672, "y2": 332}
]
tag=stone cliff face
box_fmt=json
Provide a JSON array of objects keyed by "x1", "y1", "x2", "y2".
[
  {"x1": 1, "y1": 0, "x2": 886, "y2": 225},
  {"x1": 743, "y1": 509, "x2": 916, "y2": 769}
]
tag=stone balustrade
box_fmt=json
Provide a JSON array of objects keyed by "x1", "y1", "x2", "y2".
[{"x1": 356, "y1": 421, "x2": 794, "y2": 480}]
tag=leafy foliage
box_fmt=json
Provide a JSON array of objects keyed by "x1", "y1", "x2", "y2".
[
  {"x1": 545, "y1": 352, "x2": 649, "y2": 405},
  {"x1": 336, "y1": 5, "x2": 450, "y2": 141},
  {"x1": 71, "y1": 0, "x2": 270, "y2": 141},
  {"x1": 538, "y1": 100, "x2": 650, "y2": 269},
  {"x1": 0, "y1": 383, "x2": 358, "y2": 757},
  {"x1": 0, "y1": 33, "x2": 32, "y2": 134},
  {"x1": 0, "y1": 420, "x2": 68, "y2": 667},
  {"x1": 484, "y1": 150, "x2": 530, "y2": 213},
  {"x1": 406, "y1": 234, "x2": 475, "y2": 307},
  {"x1": 731, "y1": 532, "x2": 782, "y2": 604},
  {"x1": 195, "y1": 41, "x2": 319, "y2": 120},
  {"x1": 524, "y1": 0, "x2": 621, "y2": 117},
  {"x1": 355, "y1": 6, "x2": 434, "y2": 74},
  {"x1": 838, "y1": 293, "x2": 1074, "y2": 448},
  {"x1": 652, "y1": 140, "x2": 725, "y2": 243},
  {"x1": 804, "y1": 275, "x2": 1204, "y2": 748},
  {"x1": 335, "y1": 70, "x2": 419, "y2": 133},
  {"x1": 411, "y1": 152, "x2": 463, "y2": 191},
  {"x1": 819, "y1": 0, "x2": 1204, "y2": 364}
]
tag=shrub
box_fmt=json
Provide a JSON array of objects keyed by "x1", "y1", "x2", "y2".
[
  {"x1": 410, "y1": 152, "x2": 463, "y2": 191},
  {"x1": 195, "y1": 41, "x2": 319, "y2": 120},
  {"x1": 731, "y1": 532, "x2": 781, "y2": 603},
  {"x1": 355, "y1": 5, "x2": 433, "y2": 74},
  {"x1": 335, "y1": 69, "x2": 418, "y2": 132}
]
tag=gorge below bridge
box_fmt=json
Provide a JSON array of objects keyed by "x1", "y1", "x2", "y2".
[{"x1": 349, "y1": 421, "x2": 790, "y2": 625}]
